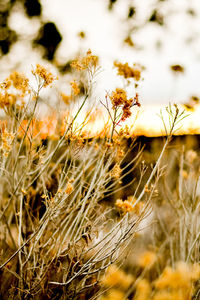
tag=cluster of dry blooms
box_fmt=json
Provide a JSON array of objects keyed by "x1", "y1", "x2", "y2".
[
  {"x1": 71, "y1": 49, "x2": 98, "y2": 71},
  {"x1": 0, "y1": 64, "x2": 55, "y2": 111},
  {"x1": 101, "y1": 261, "x2": 200, "y2": 300},
  {"x1": 0, "y1": 71, "x2": 29, "y2": 109},
  {"x1": 109, "y1": 88, "x2": 140, "y2": 123},
  {"x1": 113, "y1": 61, "x2": 143, "y2": 81},
  {"x1": 101, "y1": 61, "x2": 143, "y2": 142},
  {"x1": 61, "y1": 49, "x2": 98, "y2": 104},
  {"x1": 32, "y1": 64, "x2": 56, "y2": 88},
  {"x1": 115, "y1": 196, "x2": 144, "y2": 215}
]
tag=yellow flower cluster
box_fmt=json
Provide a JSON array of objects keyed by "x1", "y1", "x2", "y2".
[
  {"x1": 71, "y1": 49, "x2": 98, "y2": 71},
  {"x1": 65, "y1": 182, "x2": 74, "y2": 194},
  {"x1": 61, "y1": 79, "x2": 81, "y2": 105},
  {"x1": 60, "y1": 93, "x2": 71, "y2": 105},
  {"x1": 0, "y1": 129, "x2": 15, "y2": 157},
  {"x1": 138, "y1": 251, "x2": 157, "y2": 269},
  {"x1": 154, "y1": 262, "x2": 200, "y2": 290},
  {"x1": 115, "y1": 196, "x2": 144, "y2": 214},
  {"x1": 114, "y1": 61, "x2": 142, "y2": 81},
  {"x1": 0, "y1": 92, "x2": 16, "y2": 108},
  {"x1": 153, "y1": 290, "x2": 186, "y2": 300},
  {"x1": 116, "y1": 199, "x2": 134, "y2": 213},
  {"x1": 102, "y1": 265, "x2": 134, "y2": 290},
  {"x1": 32, "y1": 64, "x2": 55, "y2": 87},
  {"x1": 134, "y1": 279, "x2": 151, "y2": 300},
  {"x1": 0, "y1": 71, "x2": 29, "y2": 108},
  {"x1": 99, "y1": 262, "x2": 200, "y2": 300},
  {"x1": 9, "y1": 71, "x2": 29, "y2": 96},
  {"x1": 70, "y1": 80, "x2": 80, "y2": 96},
  {"x1": 109, "y1": 88, "x2": 128, "y2": 108},
  {"x1": 109, "y1": 88, "x2": 140, "y2": 122},
  {"x1": 116, "y1": 147, "x2": 125, "y2": 160},
  {"x1": 111, "y1": 163, "x2": 121, "y2": 179}
]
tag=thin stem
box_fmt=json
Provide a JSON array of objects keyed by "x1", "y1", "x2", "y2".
[
  {"x1": 110, "y1": 107, "x2": 117, "y2": 142},
  {"x1": 27, "y1": 94, "x2": 89, "y2": 189}
]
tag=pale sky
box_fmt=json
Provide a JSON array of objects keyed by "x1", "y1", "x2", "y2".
[
  {"x1": 1, "y1": 0, "x2": 200, "y2": 105},
  {"x1": 41, "y1": 0, "x2": 200, "y2": 105}
]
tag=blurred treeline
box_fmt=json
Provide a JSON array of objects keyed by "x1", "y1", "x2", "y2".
[
  {"x1": 1, "y1": 0, "x2": 199, "y2": 70},
  {"x1": 0, "y1": 0, "x2": 62, "y2": 61}
]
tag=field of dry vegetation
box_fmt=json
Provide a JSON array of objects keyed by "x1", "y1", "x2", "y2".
[{"x1": 0, "y1": 50, "x2": 200, "y2": 299}]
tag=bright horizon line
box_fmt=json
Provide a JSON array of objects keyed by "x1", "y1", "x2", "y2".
[{"x1": 35, "y1": 103, "x2": 200, "y2": 138}]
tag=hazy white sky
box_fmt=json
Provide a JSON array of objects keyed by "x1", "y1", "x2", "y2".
[
  {"x1": 41, "y1": 0, "x2": 200, "y2": 104},
  {"x1": 2, "y1": 0, "x2": 200, "y2": 105}
]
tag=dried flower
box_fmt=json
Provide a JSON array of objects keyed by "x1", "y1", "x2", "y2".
[
  {"x1": 116, "y1": 199, "x2": 133, "y2": 213},
  {"x1": 153, "y1": 290, "x2": 184, "y2": 300},
  {"x1": 116, "y1": 147, "x2": 125, "y2": 160},
  {"x1": 70, "y1": 60, "x2": 85, "y2": 71},
  {"x1": 114, "y1": 61, "x2": 143, "y2": 81},
  {"x1": 116, "y1": 196, "x2": 143, "y2": 214},
  {"x1": 154, "y1": 262, "x2": 194, "y2": 290},
  {"x1": 0, "y1": 80, "x2": 11, "y2": 90},
  {"x1": 133, "y1": 93, "x2": 141, "y2": 107},
  {"x1": 109, "y1": 88, "x2": 128, "y2": 108},
  {"x1": 138, "y1": 251, "x2": 157, "y2": 269},
  {"x1": 61, "y1": 93, "x2": 71, "y2": 105},
  {"x1": 0, "y1": 92, "x2": 16, "y2": 108},
  {"x1": 32, "y1": 64, "x2": 55, "y2": 87},
  {"x1": 82, "y1": 49, "x2": 98, "y2": 68},
  {"x1": 70, "y1": 80, "x2": 80, "y2": 96},
  {"x1": 71, "y1": 49, "x2": 98, "y2": 71},
  {"x1": 65, "y1": 182, "x2": 74, "y2": 194},
  {"x1": 111, "y1": 163, "x2": 121, "y2": 179},
  {"x1": 0, "y1": 71, "x2": 30, "y2": 108},
  {"x1": 9, "y1": 71, "x2": 29, "y2": 95},
  {"x1": 109, "y1": 88, "x2": 140, "y2": 123},
  {"x1": 0, "y1": 129, "x2": 15, "y2": 157},
  {"x1": 134, "y1": 279, "x2": 151, "y2": 300},
  {"x1": 170, "y1": 64, "x2": 185, "y2": 73},
  {"x1": 102, "y1": 265, "x2": 134, "y2": 290}
]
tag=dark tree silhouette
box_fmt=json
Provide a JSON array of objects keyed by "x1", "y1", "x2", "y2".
[
  {"x1": 33, "y1": 22, "x2": 62, "y2": 61},
  {"x1": 149, "y1": 9, "x2": 164, "y2": 26},
  {"x1": 0, "y1": 0, "x2": 62, "y2": 62},
  {"x1": 0, "y1": 2, "x2": 17, "y2": 54},
  {"x1": 108, "y1": 0, "x2": 117, "y2": 10},
  {"x1": 128, "y1": 7, "x2": 136, "y2": 19},
  {"x1": 24, "y1": 0, "x2": 42, "y2": 17}
]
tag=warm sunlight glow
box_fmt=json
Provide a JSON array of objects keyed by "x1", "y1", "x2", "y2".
[
  {"x1": 76, "y1": 104, "x2": 200, "y2": 137},
  {"x1": 33, "y1": 104, "x2": 200, "y2": 138}
]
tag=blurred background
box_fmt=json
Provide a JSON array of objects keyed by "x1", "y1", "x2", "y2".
[{"x1": 1, "y1": 0, "x2": 200, "y2": 107}]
